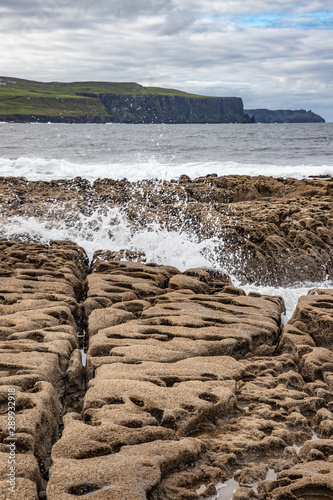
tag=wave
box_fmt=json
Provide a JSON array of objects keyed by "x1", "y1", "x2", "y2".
[{"x1": 0, "y1": 157, "x2": 332, "y2": 182}]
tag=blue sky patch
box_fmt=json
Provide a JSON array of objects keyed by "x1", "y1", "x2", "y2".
[{"x1": 232, "y1": 10, "x2": 333, "y2": 29}]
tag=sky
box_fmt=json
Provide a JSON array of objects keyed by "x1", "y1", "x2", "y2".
[{"x1": 1, "y1": 0, "x2": 333, "y2": 121}]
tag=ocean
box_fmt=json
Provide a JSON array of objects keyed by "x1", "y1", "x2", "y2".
[
  {"x1": 1, "y1": 122, "x2": 333, "y2": 181},
  {"x1": 0, "y1": 121, "x2": 333, "y2": 318}
]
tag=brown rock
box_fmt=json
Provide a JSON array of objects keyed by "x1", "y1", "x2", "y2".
[
  {"x1": 169, "y1": 274, "x2": 210, "y2": 293},
  {"x1": 47, "y1": 439, "x2": 202, "y2": 499}
]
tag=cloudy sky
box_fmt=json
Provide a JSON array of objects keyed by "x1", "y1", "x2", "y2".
[{"x1": 1, "y1": 0, "x2": 333, "y2": 120}]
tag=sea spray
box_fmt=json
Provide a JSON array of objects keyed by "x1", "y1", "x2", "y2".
[
  {"x1": 238, "y1": 280, "x2": 333, "y2": 321},
  {"x1": 0, "y1": 207, "x2": 221, "y2": 270}
]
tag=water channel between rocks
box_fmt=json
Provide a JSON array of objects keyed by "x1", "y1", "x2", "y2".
[{"x1": 192, "y1": 407, "x2": 321, "y2": 499}]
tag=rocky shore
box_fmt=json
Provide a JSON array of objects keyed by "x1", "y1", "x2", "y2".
[
  {"x1": 0, "y1": 174, "x2": 332, "y2": 284},
  {"x1": 0, "y1": 174, "x2": 333, "y2": 499}
]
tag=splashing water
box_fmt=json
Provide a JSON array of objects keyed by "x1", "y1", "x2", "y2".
[
  {"x1": 0, "y1": 156, "x2": 332, "y2": 182},
  {"x1": 0, "y1": 207, "x2": 221, "y2": 271},
  {"x1": 1, "y1": 207, "x2": 331, "y2": 320},
  {"x1": 238, "y1": 280, "x2": 333, "y2": 321}
]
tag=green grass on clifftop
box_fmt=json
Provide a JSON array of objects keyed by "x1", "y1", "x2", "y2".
[{"x1": 0, "y1": 76, "x2": 211, "y2": 118}]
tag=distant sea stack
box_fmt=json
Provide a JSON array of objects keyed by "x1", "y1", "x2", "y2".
[
  {"x1": 0, "y1": 76, "x2": 253, "y2": 124},
  {"x1": 245, "y1": 108, "x2": 325, "y2": 123}
]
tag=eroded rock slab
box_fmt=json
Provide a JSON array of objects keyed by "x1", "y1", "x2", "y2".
[
  {"x1": 48, "y1": 439, "x2": 202, "y2": 500},
  {"x1": 1, "y1": 174, "x2": 333, "y2": 285},
  {"x1": 48, "y1": 256, "x2": 286, "y2": 499},
  {"x1": 0, "y1": 241, "x2": 88, "y2": 497},
  {"x1": 1, "y1": 241, "x2": 333, "y2": 499}
]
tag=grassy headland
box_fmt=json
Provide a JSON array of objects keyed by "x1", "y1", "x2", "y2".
[{"x1": 0, "y1": 77, "x2": 209, "y2": 118}]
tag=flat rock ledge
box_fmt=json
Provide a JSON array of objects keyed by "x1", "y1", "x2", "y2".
[{"x1": 0, "y1": 241, "x2": 333, "y2": 499}]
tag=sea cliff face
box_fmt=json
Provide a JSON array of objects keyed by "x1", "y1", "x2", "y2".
[
  {"x1": 100, "y1": 94, "x2": 253, "y2": 123},
  {"x1": 0, "y1": 95, "x2": 253, "y2": 124},
  {"x1": 0, "y1": 77, "x2": 254, "y2": 124}
]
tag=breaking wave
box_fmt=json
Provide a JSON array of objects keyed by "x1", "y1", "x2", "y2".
[{"x1": 0, "y1": 156, "x2": 332, "y2": 182}]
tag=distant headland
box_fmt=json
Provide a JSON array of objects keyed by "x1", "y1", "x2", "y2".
[
  {"x1": 0, "y1": 77, "x2": 325, "y2": 124},
  {"x1": 245, "y1": 108, "x2": 325, "y2": 123}
]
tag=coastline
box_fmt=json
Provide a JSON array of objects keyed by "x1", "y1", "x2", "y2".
[{"x1": 0, "y1": 239, "x2": 332, "y2": 499}]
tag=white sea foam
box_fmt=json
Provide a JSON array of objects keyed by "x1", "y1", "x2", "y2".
[
  {"x1": 0, "y1": 156, "x2": 332, "y2": 182},
  {"x1": 0, "y1": 208, "x2": 221, "y2": 270},
  {"x1": 1, "y1": 123, "x2": 332, "y2": 321},
  {"x1": 238, "y1": 281, "x2": 333, "y2": 321}
]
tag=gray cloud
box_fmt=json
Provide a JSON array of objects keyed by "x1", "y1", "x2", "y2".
[
  {"x1": 0, "y1": 0, "x2": 332, "y2": 120},
  {"x1": 158, "y1": 8, "x2": 197, "y2": 35},
  {"x1": 76, "y1": 0, "x2": 170, "y2": 18}
]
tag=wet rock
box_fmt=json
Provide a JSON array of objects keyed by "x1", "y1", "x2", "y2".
[
  {"x1": 0, "y1": 477, "x2": 39, "y2": 499},
  {"x1": 0, "y1": 237, "x2": 333, "y2": 499},
  {"x1": 86, "y1": 287, "x2": 284, "y2": 378},
  {"x1": 47, "y1": 439, "x2": 202, "y2": 499},
  {"x1": 82, "y1": 376, "x2": 236, "y2": 436},
  {"x1": 88, "y1": 306, "x2": 135, "y2": 336},
  {"x1": 202, "y1": 482, "x2": 217, "y2": 496},
  {"x1": 169, "y1": 274, "x2": 211, "y2": 294},
  {"x1": 266, "y1": 460, "x2": 333, "y2": 499},
  {"x1": 235, "y1": 463, "x2": 267, "y2": 484},
  {"x1": 287, "y1": 289, "x2": 333, "y2": 350},
  {"x1": 48, "y1": 256, "x2": 287, "y2": 498},
  {"x1": 233, "y1": 486, "x2": 258, "y2": 499}
]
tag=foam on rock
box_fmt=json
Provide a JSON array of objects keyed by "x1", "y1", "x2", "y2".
[{"x1": 1, "y1": 174, "x2": 333, "y2": 285}]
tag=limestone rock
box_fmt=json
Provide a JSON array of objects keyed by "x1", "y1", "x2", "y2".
[
  {"x1": 1, "y1": 239, "x2": 333, "y2": 499},
  {"x1": 0, "y1": 241, "x2": 87, "y2": 495}
]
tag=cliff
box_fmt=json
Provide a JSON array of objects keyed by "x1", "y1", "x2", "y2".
[
  {"x1": 245, "y1": 108, "x2": 325, "y2": 123},
  {"x1": 0, "y1": 76, "x2": 253, "y2": 123},
  {"x1": 99, "y1": 93, "x2": 252, "y2": 123}
]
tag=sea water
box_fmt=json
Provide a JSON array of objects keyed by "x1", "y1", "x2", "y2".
[
  {"x1": 0, "y1": 122, "x2": 332, "y2": 181},
  {"x1": 0, "y1": 122, "x2": 332, "y2": 319}
]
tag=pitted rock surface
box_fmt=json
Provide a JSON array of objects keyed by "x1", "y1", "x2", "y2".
[
  {"x1": 0, "y1": 241, "x2": 333, "y2": 498},
  {"x1": 0, "y1": 241, "x2": 87, "y2": 498},
  {"x1": 48, "y1": 253, "x2": 286, "y2": 499}
]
